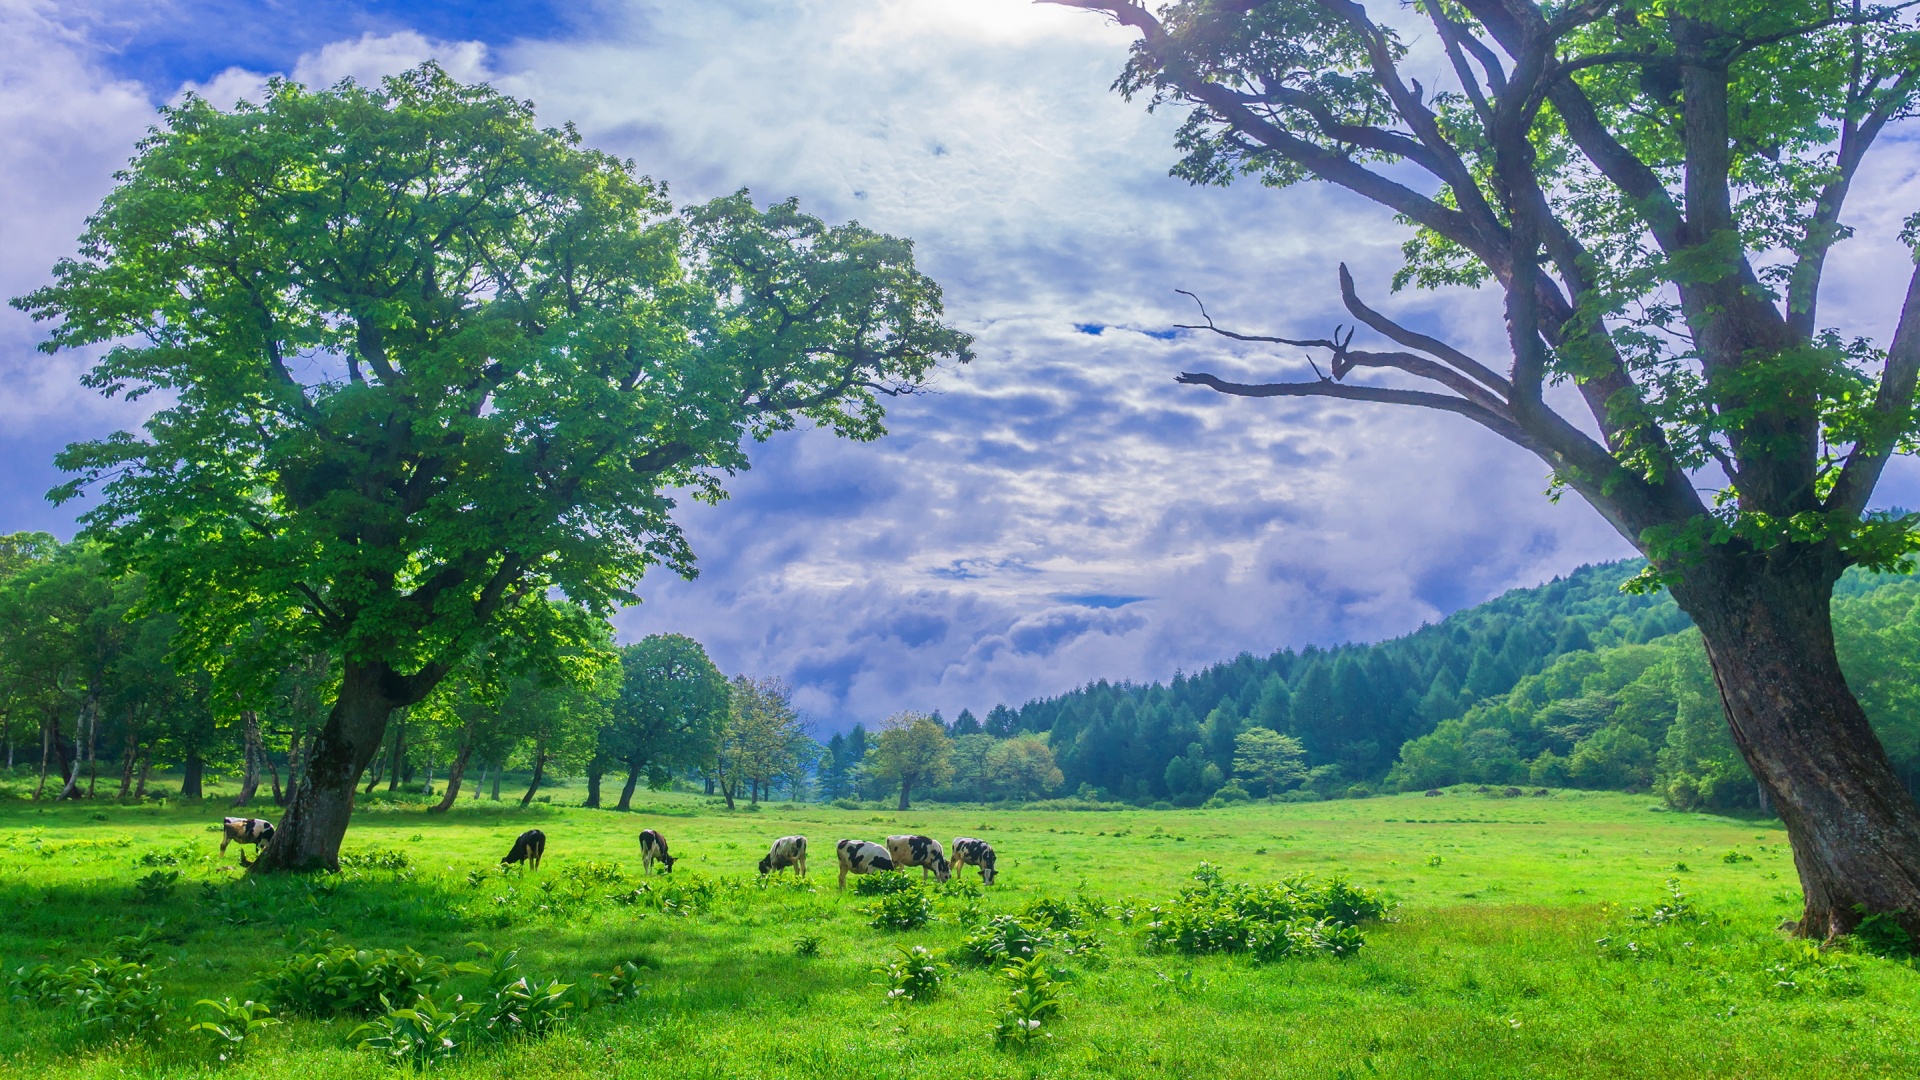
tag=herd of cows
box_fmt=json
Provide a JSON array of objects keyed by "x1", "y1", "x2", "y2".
[{"x1": 219, "y1": 816, "x2": 1000, "y2": 889}]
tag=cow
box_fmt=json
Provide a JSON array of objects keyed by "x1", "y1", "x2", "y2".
[
  {"x1": 835, "y1": 838, "x2": 894, "y2": 890},
  {"x1": 502, "y1": 828, "x2": 546, "y2": 869},
  {"x1": 950, "y1": 836, "x2": 997, "y2": 885},
  {"x1": 885, "y1": 834, "x2": 950, "y2": 883},
  {"x1": 638, "y1": 828, "x2": 675, "y2": 875},
  {"x1": 758, "y1": 835, "x2": 808, "y2": 877},
  {"x1": 220, "y1": 817, "x2": 275, "y2": 866}
]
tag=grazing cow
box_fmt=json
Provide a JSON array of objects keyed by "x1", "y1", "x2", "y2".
[
  {"x1": 950, "y1": 836, "x2": 997, "y2": 885},
  {"x1": 220, "y1": 817, "x2": 275, "y2": 866},
  {"x1": 835, "y1": 838, "x2": 894, "y2": 889},
  {"x1": 885, "y1": 834, "x2": 950, "y2": 883},
  {"x1": 758, "y1": 835, "x2": 808, "y2": 877},
  {"x1": 638, "y1": 828, "x2": 675, "y2": 875},
  {"x1": 502, "y1": 828, "x2": 546, "y2": 869}
]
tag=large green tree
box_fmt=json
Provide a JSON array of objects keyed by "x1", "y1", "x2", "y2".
[
  {"x1": 1057, "y1": 0, "x2": 1920, "y2": 935},
  {"x1": 866, "y1": 710, "x2": 956, "y2": 810},
  {"x1": 589, "y1": 633, "x2": 728, "y2": 810},
  {"x1": 15, "y1": 66, "x2": 970, "y2": 870}
]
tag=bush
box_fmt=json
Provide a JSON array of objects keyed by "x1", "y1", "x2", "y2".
[
  {"x1": 353, "y1": 991, "x2": 478, "y2": 1068},
  {"x1": 259, "y1": 933, "x2": 449, "y2": 1016},
  {"x1": 189, "y1": 997, "x2": 280, "y2": 1061},
  {"x1": 133, "y1": 869, "x2": 180, "y2": 903},
  {"x1": 1022, "y1": 897, "x2": 1084, "y2": 931},
  {"x1": 1139, "y1": 864, "x2": 1387, "y2": 962},
  {"x1": 990, "y1": 954, "x2": 1063, "y2": 1048},
  {"x1": 867, "y1": 887, "x2": 936, "y2": 931},
  {"x1": 13, "y1": 956, "x2": 169, "y2": 1039},
  {"x1": 339, "y1": 848, "x2": 413, "y2": 872},
  {"x1": 456, "y1": 946, "x2": 581, "y2": 1041},
  {"x1": 1203, "y1": 781, "x2": 1252, "y2": 809},
  {"x1": 877, "y1": 945, "x2": 947, "y2": 1004},
  {"x1": 593, "y1": 960, "x2": 647, "y2": 1005},
  {"x1": 852, "y1": 870, "x2": 917, "y2": 896}
]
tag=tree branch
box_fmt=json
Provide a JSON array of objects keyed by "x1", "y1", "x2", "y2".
[
  {"x1": 1827, "y1": 263, "x2": 1920, "y2": 517},
  {"x1": 1174, "y1": 369, "x2": 1540, "y2": 448}
]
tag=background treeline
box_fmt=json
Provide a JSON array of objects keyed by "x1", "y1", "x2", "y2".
[{"x1": 12, "y1": 525, "x2": 1920, "y2": 813}]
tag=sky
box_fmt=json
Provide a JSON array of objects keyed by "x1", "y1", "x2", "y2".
[{"x1": 3, "y1": 0, "x2": 1919, "y2": 730}]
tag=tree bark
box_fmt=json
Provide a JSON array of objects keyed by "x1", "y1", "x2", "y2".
[
  {"x1": 55, "y1": 721, "x2": 79, "y2": 801},
  {"x1": 266, "y1": 732, "x2": 284, "y2": 805},
  {"x1": 84, "y1": 696, "x2": 100, "y2": 797},
  {"x1": 616, "y1": 758, "x2": 643, "y2": 811},
  {"x1": 134, "y1": 752, "x2": 151, "y2": 799},
  {"x1": 1673, "y1": 555, "x2": 1920, "y2": 939},
  {"x1": 250, "y1": 661, "x2": 402, "y2": 873},
  {"x1": 33, "y1": 713, "x2": 49, "y2": 801},
  {"x1": 897, "y1": 774, "x2": 913, "y2": 812},
  {"x1": 386, "y1": 718, "x2": 405, "y2": 794},
  {"x1": 490, "y1": 761, "x2": 501, "y2": 801},
  {"x1": 519, "y1": 742, "x2": 548, "y2": 808},
  {"x1": 429, "y1": 724, "x2": 474, "y2": 813},
  {"x1": 118, "y1": 717, "x2": 138, "y2": 799},
  {"x1": 233, "y1": 710, "x2": 263, "y2": 808}
]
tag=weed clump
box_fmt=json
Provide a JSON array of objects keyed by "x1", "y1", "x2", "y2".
[
  {"x1": 868, "y1": 886, "x2": 935, "y2": 931},
  {"x1": 10, "y1": 955, "x2": 169, "y2": 1039},
  {"x1": 990, "y1": 954, "x2": 1063, "y2": 1048},
  {"x1": 853, "y1": 870, "x2": 916, "y2": 896},
  {"x1": 1139, "y1": 863, "x2": 1387, "y2": 961},
  {"x1": 878, "y1": 944, "x2": 947, "y2": 1004},
  {"x1": 258, "y1": 931, "x2": 449, "y2": 1016}
]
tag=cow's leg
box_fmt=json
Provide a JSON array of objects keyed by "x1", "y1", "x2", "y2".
[
  {"x1": 839, "y1": 865, "x2": 848, "y2": 890},
  {"x1": 220, "y1": 835, "x2": 230, "y2": 855}
]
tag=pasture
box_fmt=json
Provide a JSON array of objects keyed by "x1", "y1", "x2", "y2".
[{"x1": 1, "y1": 788, "x2": 1915, "y2": 1079}]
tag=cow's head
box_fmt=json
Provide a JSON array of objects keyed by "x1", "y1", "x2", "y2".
[
  {"x1": 259, "y1": 823, "x2": 275, "y2": 845},
  {"x1": 979, "y1": 861, "x2": 996, "y2": 886},
  {"x1": 932, "y1": 855, "x2": 951, "y2": 883},
  {"x1": 757, "y1": 854, "x2": 773, "y2": 875},
  {"x1": 659, "y1": 852, "x2": 676, "y2": 873}
]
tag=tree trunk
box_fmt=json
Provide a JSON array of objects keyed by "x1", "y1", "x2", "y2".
[
  {"x1": 473, "y1": 762, "x2": 484, "y2": 800},
  {"x1": 266, "y1": 733, "x2": 284, "y2": 805},
  {"x1": 585, "y1": 757, "x2": 604, "y2": 809},
  {"x1": 180, "y1": 749, "x2": 204, "y2": 800},
  {"x1": 616, "y1": 758, "x2": 643, "y2": 811},
  {"x1": 118, "y1": 718, "x2": 138, "y2": 799},
  {"x1": 1673, "y1": 555, "x2": 1920, "y2": 939},
  {"x1": 491, "y1": 761, "x2": 501, "y2": 801},
  {"x1": 362, "y1": 725, "x2": 388, "y2": 795},
  {"x1": 386, "y1": 718, "x2": 405, "y2": 794},
  {"x1": 233, "y1": 710, "x2": 263, "y2": 808},
  {"x1": 429, "y1": 724, "x2": 474, "y2": 813},
  {"x1": 55, "y1": 722, "x2": 79, "y2": 801},
  {"x1": 423, "y1": 748, "x2": 435, "y2": 797},
  {"x1": 33, "y1": 713, "x2": 51, "y2": 801},
  {"x1": 250, "y1": 661, "x2": 402, "y2": 873},
  {"x1": 134, "y1": 753, "x2": 151, "y2": 799},
  {"x1": 897, "y1": 774, "x2": 913, "y2": 812},
  {"x1": 85, "y1": 696, "x2": 100, "y2": 797},
  {"x1": 520, "y1": 743, "x2": 547, "y2": 808}
]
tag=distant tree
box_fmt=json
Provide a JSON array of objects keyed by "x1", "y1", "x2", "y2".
[
  {"x1": 714, "y1": 676, "x2": 807, "y2": 809},
  {"x1": 1233, "y1": 728, "x2": 1307, "y2": 797},
  {"x1": 988, "y1": 736, "x2": 1064, "y2": 801},
  {"x1": 983, "y1": 704, "x2": 1019, "y2": 739},
  {"x1": 591, "y1": 634, "x2": 728, "y2": 810},
  {"x1": 950, "y1": 708, "x2": 983, "y2": 736},
  {"x1": 17, "y1": 66, "x2": 969, "y2": 870},
  {"x1": 942, "y1": 732, "x2": 998, "y2": 801},
  {"x1": 866, "y1": 710, "x2": 955, "y2": 810}
]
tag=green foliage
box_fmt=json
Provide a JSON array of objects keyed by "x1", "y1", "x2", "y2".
[
  {"x1": 791, "y1": 935, "x2": 822, "y2": 959},
  {"x1": 867, "y1": 886, "x2": 936, "y2": 931},
  {"x1": 1141, "y1": 864, "x2": 1385, "y2": 962},
  {"x1": 259, "y1": 933, "x2": 450, "y2": 1016},
  {"x1": 877, "y1": 944, "x2": 947, "y2": 1004},
  {"x1": 851, "y1": 870, "x2": 917, "y2": 897},
  {"x1": 12, "y1": 955, "x2": 169, "y2": 1039},
  {"x1": 990, "y1": 954, "x2": 1063, "y2": 1049},
  {"x1": 353, "y1": 991, "x2": 479, "y2": 1069},
  {"x1": 132, "y1": 868, "x2": 180, "y2": 903},
  {"x1": 592, "y1": 960, "x2": 648, "y2": 1005},
  {"x1": 1849, "y1": 908, "x2": 1916, "y2": 959},
  {"x1": 189, "y1": 997, "x2": 281, "y2": 1060},
  {"x1": 340, "y1": 848, "x2": 414, "y2": 873}
]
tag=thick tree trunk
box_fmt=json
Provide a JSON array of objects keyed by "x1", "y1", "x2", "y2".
[
  {"x1": 616, "y1": 758, "x2": 643, "y2": 811},
  {"x1": 251, "y1": 662, "x2": 401, "y2": 873},
  {"x1": 897, "y1": 774, "x2": 913, "y2": 812},
  {"x1": 429, "y1": 725, "x2": 474, "y2": 813},
  {"x1": 55, "y1": 723, "x2": 79, "y2": 801},
  {"x1": 584, "y1": 759, "x2": 604, "y2": 809},
  {"x1": 1673, "y1": 555, "x2": 1920, "y2": 939},
  {"x1": 180, "y1": 750, "x2": 204, "y2": 800},
  {"x1": 233, "y1": 710, "x2": 263, "y2": 808},
  {"x1": 520, "y1": 744, "x2": 547, "y2": 808}
]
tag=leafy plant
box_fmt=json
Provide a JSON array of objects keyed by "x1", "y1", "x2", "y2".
[
  {"x1": 61, "y1": 957, "x2": 169, "y2": 1038},
  {"x1": 259, "y1": 935, "x2": 449, "y2": 1016},
  {"x1": 1139, "y1": 865, "x2": 1386, "y2": 962},
  {"x1": 593, "y1": 960, "x2": 647, "y2": 1005},
  {"x1": 853, "y1": 870, "x2": 917, "y2": 896},
  {"x1": 960, "y1": 916, "x2": 1056, "y2": 966},
  {"x1": 190, "y1": 997, "x2": 280, "y2": 1060},
  {"x1": 456, "y1": 943, "x2": 582, "y2": 1040},
  {"x1": 564, "y1": 861, "x2": 626, "y2": 887},
  {"x1": 1849, "y1": 906, "x2": 1915, "y2": 958},
  {"x1": 132, "y1": 869, "x2": 180, "y2": 903},
  {"x1": 353, "y1": 992, "x2": 479, "y2": 1068},
  {"x1": 991, "y1": 954, "x2": 1063, "y2": 1048},
  {"x1": 1023, "y1": 896, "x2": 1084, "y2": 931},
  {"x1": 867, "y1": 887, "x2": 935, "y2": 931},
  {"x1": 792, "y1": 935, "x2": 822, "y2": 958},
  {"x1": 340, "y1": 848, "x2": 413, "y2": 872},
  {"x1": 109, "y1": 922, "x2": 175, "y2": 964},
  {"x1": 878, "y1": 944, "x2": 948, "y2": 1005}
]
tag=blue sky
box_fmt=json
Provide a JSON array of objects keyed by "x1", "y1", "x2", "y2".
[{"x1": 5, "y1": 1, "x2": 1919, "y2": 729}]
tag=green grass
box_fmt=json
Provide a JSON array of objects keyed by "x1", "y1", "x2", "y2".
[{"x1": 1, "y1": 786, "x2": 1915, "y2": 1078}]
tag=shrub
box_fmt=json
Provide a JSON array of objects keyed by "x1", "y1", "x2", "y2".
[
  {"x1": 792, "y1": 935, "x2": 822, "y2": 958},
  {"x1": 456, "y1": 945, "x2": 581, "y2": 1041},
  {"x1": 611, "y1": 875, "x2": 719, "y2": 915},
  {"x1": 353, "y1": 991, "x2": 479, "y2": 1068},
  {"x1": 259, "y1": 933, "x2": 449, "y2": 1016},
  {"x1": 1022, "y1": 897, "x2": 1083, "y2": 931},
  {"x1": 190, "y1": 997, "x2": 280, "y2": 1061},
  {"x1": 960, "y1": 916, "x2": 1054, "y2": 965},
  {"x1": 1139, "y1": 864, "x2": 1386, "y2": 962},
  {"x1": 868, "y1": 887, "x2": 935, "y2": 931},
  {"x1": 852, "y1": 870, "x2": 917, "y2": 896},
  {"x1": 990, "y1": 954, "x2": 1062, "y2": 1048},
  {"x1": 877, "y1": 945, "x2": 947, "y2": 1004},
  {"x1": 564, "y1": 861, "x2": 626, "y2": 887},
  {"x1": 339, "y1": 848, "x2": 413, "y2": 872},
  {"x1": 1850, "y1": 907, "x2": 1916, "y2": 958},
  {"x1": 593, "y1": 960, "x2": 647, "y2": 1005},
  {"x1": 16, "y1": 957, "x2": 170, "y2": 1039},
  {"x1": 133, "y1": 869, "x2": 180, "y2": 903}
]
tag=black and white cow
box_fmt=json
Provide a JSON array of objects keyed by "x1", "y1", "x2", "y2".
[
  {"x1": 502, "y1": 828, "x2": 546, "y2": 869},
  {"x1": 220, "y1": 817, "x2": 275, "y2": 865},
  {"x1": 835, "y1": 838, "x2": 893, "y2": 890},
  {"x1": 638, "y1": 828, "x2": 675, "y2": 875},
  {"x1": 885, "y1": 834, "x2": 950, "y2": 883},
  {"x1": 758, "y1": 835, "x2": 808, "y2": 877},
  {"x1": 950, "y1": 836, "x2": 997, "y2": 885}
]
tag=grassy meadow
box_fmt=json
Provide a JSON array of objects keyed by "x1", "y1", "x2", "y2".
[{"x1": 1, "y1": 785, "x2": 1915, "y2": 1079}]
